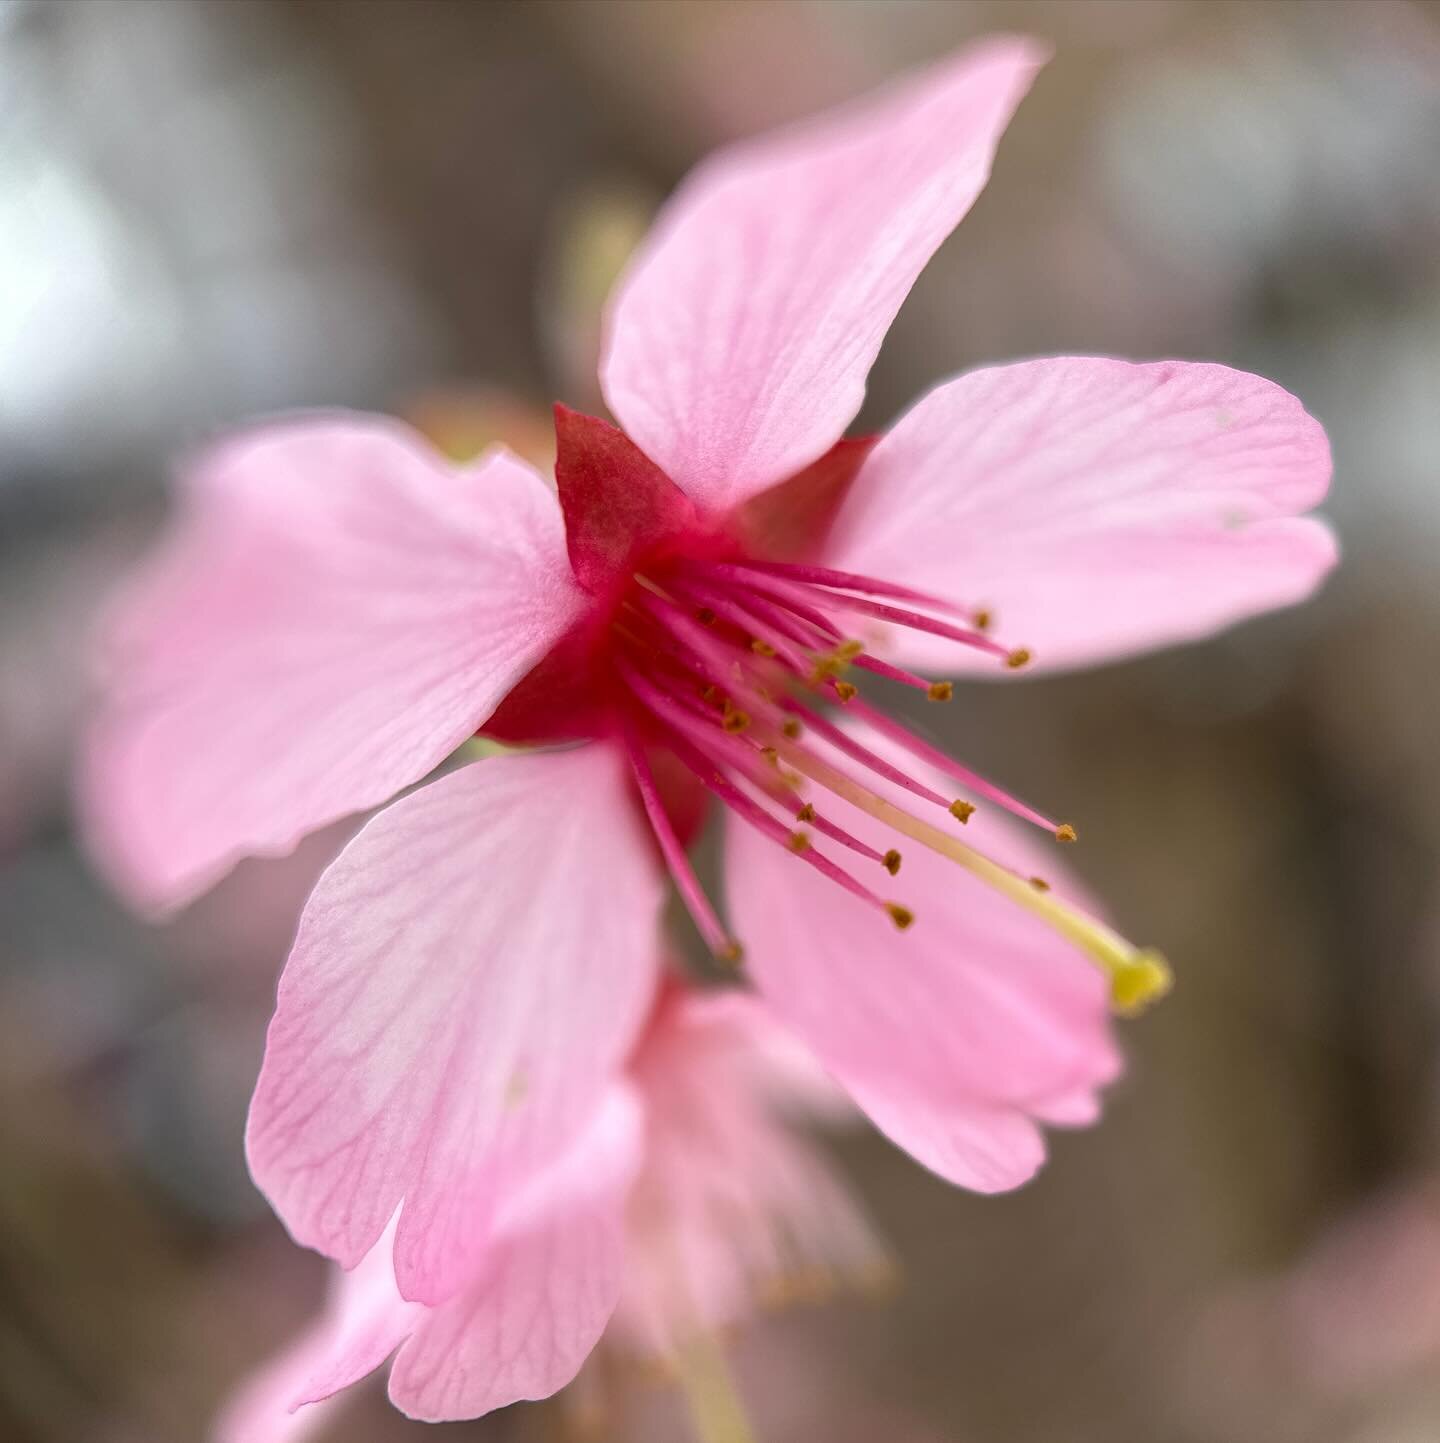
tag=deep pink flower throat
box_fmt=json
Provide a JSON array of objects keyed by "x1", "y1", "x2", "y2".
[{"x1": 491, "y1": 405, "x2": 1171, "y2": 1015}]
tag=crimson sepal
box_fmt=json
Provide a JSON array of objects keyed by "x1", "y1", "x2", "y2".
[
  {"x1": 735, "y1": 434, "x2": 880, "y2": 561},
  {"x1": 553, "y1": 404, "x2": 701, "y2": 596}
]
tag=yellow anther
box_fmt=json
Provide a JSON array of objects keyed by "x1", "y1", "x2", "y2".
[
  {"x1": 973, "y1": 608, "x2": 993, "y2": 632},
  {"x1": 760, "y1": 746, "x2": 779, "y2": 765},
  {"x1": 885, "y1": 902, "x2": 915, "y2": 931},
  {"x1": 1108, "y1": 950, "x2": 1172, "y2": 1016},
  {"x1": 795, "y1": 802, "x2": 816, "y2": 822},
  {"x1": 834, "y1": 681, "x2": 858, "y2": 702},
  {"x1": 1029, "y1": 876, "x2": 1050, "y2": 892},
  {"x1": 882, "y1": 849, "x2": 902, "y2": 876},
  {"x1": 787, "y1": 830, "x2": 811, "y2": 854},
  {"x1": 949, "y1": 799, "x2": 976, "y2": 823},
  {"x1": 781, "y1": 718, "x2": 802, "y2": 740},
  {"x1": 1055, "y1": 823, "x2": 1077, "y2": 843},
  {"x1": 751, "y1": 639, "x2": 777, "y2": 657},
  {"x1": 1005, "y1": 648, "x2": 1032, "y2": 670},
  {"x1": 927, "y1": 681, "x2": 954, "y2": 702},
  {"x1": 721, "y1": 710, "x2": 751, "y2": 734},
  {"x1": 700, "y1": 684, "x2": 719, "y2": 704}
]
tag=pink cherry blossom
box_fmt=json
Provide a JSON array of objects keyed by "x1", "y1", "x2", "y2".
[
  {"x1": 81, "y1": 34, "x2": 1336, "y2": 1304},
  {"x1": 212, "y1": 983, "x2": 886, "y2": 1436}
]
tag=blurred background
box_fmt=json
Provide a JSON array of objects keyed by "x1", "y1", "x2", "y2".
[{"x1": 2, "y1": 1, "x2": 1439, "y2": 1440}]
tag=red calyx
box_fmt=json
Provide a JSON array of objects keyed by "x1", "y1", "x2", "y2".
[{"x1": 553, "y1": 403, "x2": 703, "y2": 596}]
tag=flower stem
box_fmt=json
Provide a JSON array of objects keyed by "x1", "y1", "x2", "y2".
[{"x1": 675, "y1": 1331, "x2": 759, "y2": 1443}]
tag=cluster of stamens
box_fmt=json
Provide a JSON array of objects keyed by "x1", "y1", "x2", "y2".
[{"x1": 612, "y1": 557, "x2": 1170, "y2": 1016}]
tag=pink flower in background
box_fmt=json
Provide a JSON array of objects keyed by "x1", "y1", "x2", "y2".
[
  {"x1": 213, "y1": 983, "x2": 886, "y2": 1437},
  {"x1": 82, "y1": 34, "x2": 1336, "y2": 1311}
]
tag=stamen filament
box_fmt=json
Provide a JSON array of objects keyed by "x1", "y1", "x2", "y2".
[
  {"x1": 664, "y1": 730, "x2": 901, "y2": 921},
  {"x1": 850, "y1": 653, "x2": 943, "y2": 694},
  {"x1": 710, "y1": 559, "x2": 975, "y2": 618},
  {"x1": 793, "y1": 799, "x2": 895, "y2": 870},
  {"x1": 845, "y1": 697, "x2": 1066, "y2": 836},
  {"x1": 778, "y1": 697, "x2": 954, "y2": 812},
  {"x1": 620, "y1": 721, "x2": 739, "y2": 963},
  {"x1": 774, "y1": 739, "x2": 1171, "y2": 1014}
]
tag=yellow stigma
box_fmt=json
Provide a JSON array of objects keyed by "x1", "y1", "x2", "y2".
[
  {"x1": 927, "y1": 681, "x2": 953, "y2": 702},
  {"x1": 949, "y1": 799, "x2": 976, "y2": 823},
  {"x1": 1108, "y1": 950, "x2": 1172, "y2": 1016},
  {"x1": 774, "y1": 739, "x2": 1172, "y2": 1020},
  {"x1": 882, "y1": 849, "x2": 902, "y2": 876}
]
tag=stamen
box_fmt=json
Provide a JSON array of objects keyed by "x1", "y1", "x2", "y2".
[
  {"x1": 726, "y1": 571, "x2": 1009, "y2": 662},
  {"x1": 663, "y1": 730, "x2": 903, "y2": 921},
  {"x1": 813, "y1": 592, "x2": 1012, "y2": 661},
  {"x1": 850, "y1": 653, "x2": 941, "y2": 694},
  {"x1": 667, "y1": 577, "x2": 811, "y2": 673},
  {"x1": 773, "y1": 739, "x2": 1172, "y2": 1015},
  {"x1": 619, "y1": 662, "x2": 792, "y2": 802},
  {"x1": 845, "y1": 698, "x2": 1063, "y2": 836},
  {"x1": 620, "y1": 721, "x2": 738, "y2": 963},
  {"x1": 778, "y1": 697, "x2": 955, "y2": 813},
  {"x1": 791, "y1": 797, "x2": 900, "y2": 871},
  {"x1": 707, "y1": 559, "x2": 976, "y2": 619}
]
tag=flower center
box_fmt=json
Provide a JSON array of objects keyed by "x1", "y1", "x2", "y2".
[{"x1": 606, "y1": 556, "x2": 1170, "y2": 1016}]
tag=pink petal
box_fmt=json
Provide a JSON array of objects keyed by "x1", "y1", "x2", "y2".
[
  {"x1": 824, "y1": 358, "x2": 1337, "y2": 674},
  {"x1": 212, "y1": 1218, "x2": 414, "y2": 1443},
  {"x1": 212, "y1": 1332, "x2": 349, "y2": 1443},
  {"x1": 246, "y1": 745, "x2": 663, "y2": 1304},
  {"x1": 387, "y1": 1087, "x2": 643, "y2": 1421},
  {"x1": 81, "y1": 418, "x2": 585, "y2": 911},
  {"x1": 600, "y1": 38, "x2": 1046, "y2": 515},
  {"x1": 842, "y1": 1081, "x2": 1047, "y2": 1194},
  {"x1": 290, "y1": 1217, "x2": 419, "y2": 1410},
  {"x1": 724, "y1": 726, "x2": 1121, "y2": 1193}
]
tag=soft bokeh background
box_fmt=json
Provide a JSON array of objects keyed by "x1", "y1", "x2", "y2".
[{"x1": 3, "y1": 1, "x2": 1439, "y2": 1440}]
